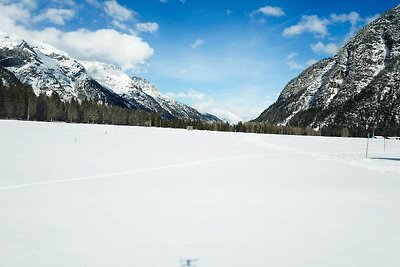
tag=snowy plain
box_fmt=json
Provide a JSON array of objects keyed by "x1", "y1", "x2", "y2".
[{"x1": 1, "y1": 120, "x2": 400, "y2": 267}]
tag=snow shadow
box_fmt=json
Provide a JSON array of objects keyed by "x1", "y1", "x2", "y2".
[{"x1": 370, "y1": 157, "x2": 400, "y2": 161}]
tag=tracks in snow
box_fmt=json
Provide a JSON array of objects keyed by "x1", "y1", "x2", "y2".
[{"x1": 0, "y1": 153, "x2": 276, "y2": 191}]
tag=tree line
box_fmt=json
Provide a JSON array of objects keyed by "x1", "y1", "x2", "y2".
[
  {"x1": 0, "y1": 80, "x2": 360, "y2": 137},
  {"x1": 0, "y1": 81, "x2": 233, "y2": 130}
]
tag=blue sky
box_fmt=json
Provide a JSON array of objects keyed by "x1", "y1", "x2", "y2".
[{"x1": 0, "y1": 0, "x2": 399, "y2": 122}]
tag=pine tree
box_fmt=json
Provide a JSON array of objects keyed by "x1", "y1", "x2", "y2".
[
  {"x1": 26, "y1": 87, "x2": 37, "y2": 121},
  {"x1": 0, "y1": 84, "x2": 5, "y2": 118},
  {"x1": 46, "y1": 92, "x2": 64, "y2": 121},
  {"x1": 35, "y1": 93, "x2": 48, "y2": 121},
  {"x1": 13, "y1": 85, "x2": 27, "y2": 119}
]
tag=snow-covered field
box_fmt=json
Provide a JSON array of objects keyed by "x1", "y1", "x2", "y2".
[{"x1": 1, "y1": 120, "x2": 400, "y2": 267}]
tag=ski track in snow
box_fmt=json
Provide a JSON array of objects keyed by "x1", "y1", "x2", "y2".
[
  {"x1": 3, "y1": 131, "x2": 399, "y2": 191},
  {"x1": 244, "y1": 135, "x2": 400, "y2": 178},
  {"x1": 1, "y1": 121, "x2": 400, "y2": 267},
  {"x1": 0, "y1": 153, "x2": 279, "y2": 191}
]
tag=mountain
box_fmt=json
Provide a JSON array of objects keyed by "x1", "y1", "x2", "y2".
[
  {"x1": 255, "y1": 5, "x2": 400, "y2": 135},
  {"x1": 0, "y1": 65, "x2": 23, "y2": 89},
  {"x1": 0, "y1": 31, "x2": 219, "y2": 122},
  {"x1": 81, "y1": 61, "x2": 219, "y2": 121}
]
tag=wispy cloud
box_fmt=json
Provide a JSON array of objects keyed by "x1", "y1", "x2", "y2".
[
  {"x1": 167, "y1": 88, "x2": 206, "y2": 101},
  {"x1": 33, "y1": 8, "x2": 75, "y2": 25},
  {"x1": 306, "y1": 59, "x2": 318, "y2": 66},
  {"x1": 255, "y1": 6, "x2": 285, "y2": 17},
  {"x1": 193, "y1": 98, "x2": 246, "y2": 123},
  {"x1": 283, "y1": 11, "x2": 377, "y2": 41},
  {"x1": 111, "y1": 20, "x2": 128, "y2": 30},
  {"x1": 283, "y1": 15, "x2": 329, "y2": 37},
  {"x1": 250, "y1": 5, "x2": 285, "y2": 23},
  {"x1": 160, "y1": 0, "x2": 186, "y2": 3},
  {"x1": 330, "y1": 11, "x2": 361, "y2": 39},
  {"x1": 330, "y1": 12, "x2": 361, "y2": 25},
  {"x1": 136, "y1": 22, "x2": 159, "y2": 33},
  {"x1": 104, "y1": 0, "x2": 137, "y2": 30},
  {"x1": 85, "y1": 0, "x2": 102, "y2": 8},
  {"x1": 48, "y1": 0, "x2": 76, "y2": 6},
  {"x1": 191, "y1": 39, "x2": 205, "y2": 49},
  {"x1": 365, "y1": 14, "x2": 380, "y2": 23},
  {"x1": 286, "y1": 52, "x2": 316, "y2": 70},
  {"x1": 311, "y1": 42, "x2": 339, "y2": 56},
  {"x1": 286, "y1": 53, "x2": 304, "y2": 70},
  {"x1": 104, "y1": 0, "x2": 134, "y2": 21},
  {"x1": 20, "y1": 0, "x2": 37, "y2": 10},
  {"x1": 168, "y1": 88, "x2": 269, "y2": 123}
]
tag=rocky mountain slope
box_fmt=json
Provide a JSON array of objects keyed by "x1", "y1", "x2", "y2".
[
  {"x1": 255, "y1": 5, "x2": 400, "y2": 134},
  {"x1": 0, "y1": 31, "x2": 219, "y2": 122}
]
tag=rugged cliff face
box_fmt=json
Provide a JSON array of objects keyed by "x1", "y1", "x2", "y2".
[
  {"x1": 0, "y1": 32, "x2": 219, "y2": 122},
  {"x1": 255, "y1": 5, "x2": 400, "y2": 134}
]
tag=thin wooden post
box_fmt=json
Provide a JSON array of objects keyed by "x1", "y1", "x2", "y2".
[
  {"x1": 384, "y1": 137, "x2": 386, "y2": 152},
  {"x1": 365, "y1": 133, "x2": 370, "y2": 158}
]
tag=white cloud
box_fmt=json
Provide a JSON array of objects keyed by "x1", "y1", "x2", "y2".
[
  {"x1": 283, "y1": 11, "x2": 377, "y2": 40},
  {"x1": 20, "y1": 0, "x2": 37, "y2": 10},
  {"x1": 192, "y1": 98, "x2": 265, "y2": 123},
  {"x1": 52, "y1": 29, "x2": 153, "y2": 70},
  {"x1": 104, "y1": 0, "x2": 135, "y2": 22},
  {"x1": 330, "y1": 11, "x2": 361, "y2": 39},
  {"x1": 311, "y1": 42, "x2": 339, "y2": 56},
  {"x1": 85, "y1": 0, "x2": 102, "y2": 8},
  {"x1": 49, "y1": 0, "x2": 76, "y2": 6},
  {"x1": 111, "y1": 20, "x2": 128, "y2": 30},
  {"x1": 104, "y1": 0, "x2": 137, "y2": 31},
  {"x1": 0, "y1": 2, "x2": 154, "y2": 71},
  {"x1": 306, "y1": 59, "x2": 318, "y2": 66},
  {"x1": 166, "y1": 86, "x2": 273, "y2": 123},
  {"x1": 286, "y1": 52, "x2": 316, "y2": 70},
  {"x1": 283, "y1": 15, "x2": 329, "y2": 37},
  {"x1": 0, "y1": 2, "x2": 31, "y2": 24},
  {"x1": 151, "y1": 52, "x2": 275, "y2": 123},
  {"x1": 136, "y1": 22, "x2": 159, "y2": 33},
  {"x1": 286, "y1": 53, "x2": 304, "y2": 70},
  {"x1": 330, "y1": 12, "x2": 361, "y2": 25},
  {"x1": 167, "y1": 88, "x2": 206, "y2": 101},
  {"x1": 255, "y1": 6, "x2": 285, "y2": 17},
  {"x1": 286, "y1": 53, "x2": 298, "y2": 61},
  {"x1": 165, "y1": 86, "x2": 269, "y2": 123},
  {"x1": 250, "y1": 5, "x2": 284, "y2": 23},
  {"x1": 194, "y1": 99, "x2": 243, "y2": 123},
  {"x1": 366, "y1": 14, "x2": 380, "y2": 23},
  {"x1": 178, "y1": 69, "x2": 187, "y2": 75},
  {"x1": 159, "y1": 0, "x2": 186, "y2": 3},
  {"x1": 34, "y1": 8, "x2": 75, "y2": 25},
  {"x1": 191, "y1": 39, "x2": 204, "y2": 49}
]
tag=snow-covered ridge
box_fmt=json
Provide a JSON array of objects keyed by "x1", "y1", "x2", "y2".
[
  {"x1": 0, "y1": 31, "x2": 219, "y2": 122},
  {"x1": 80, "y1": 61, "x2": 219, "y2": 121},
  {"x1": 255, "y1": 4, "x2": 400, "y2": 130},
  {"x1": 82, "y1": 61, "x2": 135, "y2": 95}
]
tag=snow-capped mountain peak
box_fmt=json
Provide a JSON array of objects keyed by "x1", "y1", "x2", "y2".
[
  {"x1": 0, "y1": 32, "x2": 220, "y2": 122},
  {"x1": 82, "y1": 61, "x2": 136, "y2": 95},
  {"x1": 255, "y1": 4, "x2": 400, "y2": 133}
]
